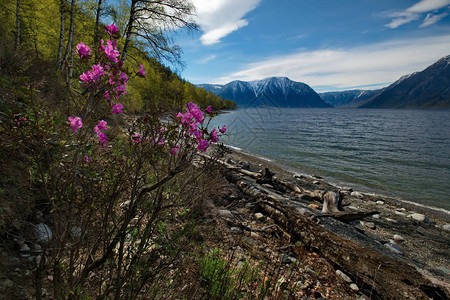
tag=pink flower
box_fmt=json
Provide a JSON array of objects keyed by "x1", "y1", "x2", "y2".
[
  {"x1": 177, "y1": 112, "x2": 193, "y2": 125},
  {"x1": 104, "y1": 90, "x2": 111, "y2": 101},
  {"x1": 186, "y1": 102, "x2": 204, "y2": 124},
  {"x1": 104, "y1": 40, "x2": 119, "y2": 62},
  {"x1": 105, "y1": 24, "x2": 118, "y2": 36},
  {"x1": 132, "y1": 133, "x2": 142, "y2": 144},
  {"x1": 158, "y1": 138, "x2": 164, "y2": 146},
  {"x1": 205, "y1": 106, "x2": 212, "y2": 113},
  {"x1": 94, "y1": 120, "x2": 107, "y2": 133},
  {"x1": 219, "y1": 125, "x2": 226, "y2": 133},
  {"x1": 210, "y1": 128, "x2": 219, "y2": 143},
  {"x1": 119, "y1": 72, "x2": 128, "y2": 83},
  {"x1": 193, "y1": 130, "x2": 203, "y2": 140},
  {"x1": 68, "y1": 116, "x2": 83, "y2": 133},
  {"x1": 171, "y1": 145, "x2": 180, "y2": 155},
  {"x1": 197, "y1": 139, "x2": 210, "y2": 152},
  {"x1": 75, "y1": 42, "x2": 91, "y2": 59},
  {"x1": 111, "y1": 103, "x2": 123, "y2": 114},
  {"x1": 97, "y1": 132, "x2": 108, "y2": 148},
  {"x1": 138, "y1": 64, "x2": 146, "y2": 77},
  {"x1": 84, "y1": 155, "x2": 90, "y2": 163}
]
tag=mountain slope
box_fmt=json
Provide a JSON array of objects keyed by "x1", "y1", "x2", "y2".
[
  {"x1": 361, "y1": 55, "x2": 450, "y2": 109},
  {"x1": 199, "y1": 77, "x2": 331, "y2": 108},
  {"x1": 320, "y1": 89, "x2": 382, "y2": 107}
]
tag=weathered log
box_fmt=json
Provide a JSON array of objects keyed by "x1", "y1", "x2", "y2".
[
  {"x1": 257, "y1": 199, "x2": 447, "y2": 300},
  {"x1": 224, "y1": 170, "x2": 447, "y2": 299},
  {"x1": 313, "y1": 211, "x2": 380, "y2": 223},
  {"x1": 278, "y1": 179, "x2": 303, "y2": 193},
  {"x1": 256, "y1": 168, "x2": 286, "y2": 192},
  {"x1": 322, "y1": 191, "x2": 344, "y2": 213}
]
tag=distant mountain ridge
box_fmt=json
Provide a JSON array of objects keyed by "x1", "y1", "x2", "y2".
[
  {"x1": 198, "y1": 77, "x2": 331, "y2": 108},
  {"x1": 319, "y1": 89, "x2": 382, "y2": 107},
  {"x1": 361, "y1": 55, "x2": 450, "y2": 109}
]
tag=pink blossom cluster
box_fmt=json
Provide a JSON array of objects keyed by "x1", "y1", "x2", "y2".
[
  {"x1": 68, "y1": 116, "x2": 83, "y2": 133},
  {"x1": 94, "y1": 120, "x2": 108, "y2": 148},
  {"x1": 75, "y1": 42, "x2": 91, "y2": 59},
  {"x1": 176, "y1": 102, "x2": 226, "y2": 153}
]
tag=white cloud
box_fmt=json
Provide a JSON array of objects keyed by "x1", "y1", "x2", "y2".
[
  {"x1": 195, "y1": 54, "x2": 217, "y2": 64},
  {"x1": 420, "y1": 11, "x2": 449, "y2": 27},
  {"x1": 214, "y1": 34, "x2": 450, "y2": 92},
  {"x1": 191, "y1": 0, "x2": 263, "y2": 45},
  {"x1": 385, "y1": 0, "x2": 450, "y2": 28}
]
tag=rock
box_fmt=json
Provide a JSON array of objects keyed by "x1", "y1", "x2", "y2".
[
  {"x1": 443, "y1": 224, "x2": 450, "y2": 231},
  {"x1": 347, "y1": 206, "x2": 359, "y2": 210},
  {"x1": 363, "y1": 222, "x2": 376, "y2": 230},
  {"x1": 385, "y1": 241, "x2": 403, "y2": 255},
  {"x1": 312, "y1": 174, "x2": 323, "y2": 179},
  {"x1": 305, "y1": 267, "x2": 315, "y2": 276},
  {"x1": 19, "y1": 243, "x2": 30, "y2": 252},
  {"x1": 230, "y1": 227, "x2": 242, "y2": 234},
  {"x1": 336, "y1": 270, "x2": 352, "y2": 283},
  {"x1": 250, "y1": 232, "x2": 260, "y2": 239},
  {"x1": 11, "y1": 219, "x2": 22, "y2": 231},
  {"x1": 218, "y1": 209, "x2": 234, "y2": 219},
  {"x1": 33, "y1": 223, "x2": 52, "y2": 243},
  {"x1": 385, "y1": 218, "x2": 397, "y2": 223},
  {"x1": 254, "y1": 213, "x2": 264, "y2": 220},
  {"x1": 245, "y1": 202, "x2": 255, "y2": 209},
  {"x1": 32, "y1": 243, "x2": 42, "y2": 252},
  {"x1": 409, "y1": 213, "x2": 430, "y2": 223},
  {"x1": 308, "y1": 204, "x2": 320, "y2": 210},
  {"x1": 351, "y1": 191, "x2": 363, "y2": 198},
  {"x1": 372, "y1": 214, "x2": 381, "y2": 219},
  {"x1": 2, "y1": 279, "x2": 14, "y2": 288},
  {"x1": 394, "y1": 211, "x2": 407, "y2": 216},
  {"x1": 376, "y1": 200, "x2": 385, "y2": 205},
  {"x1": 313, "y1": 180, "x2": 320, "y2": 185},
  {"x1": 350, "y1": 283, "x2": 359, "y2": 291},
  {"x1": 294, "y1": 174, "x2": 304, "y2": 179},
  {"x1": 393, "y1": 234, "x2": 405, "y2": 243},
  {"x1": 71, "y1": 226, "x2": 82, "y2": 238}
]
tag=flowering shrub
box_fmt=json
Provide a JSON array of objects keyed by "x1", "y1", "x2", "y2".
[{"x1": 4, "y1": 23, "x2": 227, "y2": 299}]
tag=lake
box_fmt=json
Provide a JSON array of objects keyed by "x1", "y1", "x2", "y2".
[{"x1": 208, "y1": 108, "x2": 450, "y2": 211}]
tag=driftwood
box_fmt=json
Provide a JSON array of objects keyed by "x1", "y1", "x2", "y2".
[
  {"x1": 312, "y1": 211, "x2": 380, "y2": 223},
  {"x1": 223, "y1": 169, "x2": 447, "y2": 299}
]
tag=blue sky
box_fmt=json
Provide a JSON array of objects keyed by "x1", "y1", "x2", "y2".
[{"x1": 175, "y1": 0, "x2": 450, "y2": 92}]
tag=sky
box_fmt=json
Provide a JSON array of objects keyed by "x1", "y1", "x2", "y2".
[{"x1": 175, "y1": 0, "x2": 450, "y2": 92}]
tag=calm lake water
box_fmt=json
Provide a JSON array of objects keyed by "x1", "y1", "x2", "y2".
[{"x1": 209, "y1": 108, "x2": 450, "y2": 211}]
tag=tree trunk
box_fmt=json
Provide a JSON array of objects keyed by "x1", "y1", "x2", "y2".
[
  {"x1": 121, "y1": 0, "x2": 138, "y2": 62},
  {"x1": 56, "y1": 0, "x2": 66, "y2": 70},
  {"x1": 62, "y1": 0, "x2": 76, "y2": 78},
  {"x1": 15, "y1": 0, "x2": 20, "y2": 50},
  {"x1": 93, "y1": 0, "x2": 103, "y2": 59}
]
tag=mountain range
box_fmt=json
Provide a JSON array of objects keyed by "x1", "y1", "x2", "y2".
[
  {"x1": 198, "y1": 77, "x2": 331, "y2": 108},
  {"x1": 199, "y1": 54, "x2": 450, "y2": 109}
]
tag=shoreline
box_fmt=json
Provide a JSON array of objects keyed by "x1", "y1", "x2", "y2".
[{"x1": 222, "y1": 144, "x2": 450, "y2": 221}]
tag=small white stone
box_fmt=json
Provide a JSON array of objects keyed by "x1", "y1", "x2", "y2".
[
  {"x1": 393, "y1": 234, "x2": 405, "y2": 243},
  {"x1": 254, "y1": 213, "x2": 264, "y2": 220},
  {"x1": 350, "y1": 283, "x2": 359, "y2": 291},
  {"x1": 351, "y1": 191, "x2": 363, "y2": 198},
  {"x1": 443, "y1": 224, "x2": 450, "y2": 231},
  {"x1": 218, "y1": 209, "x2": 234, "y2": 219},
  {"x1": 336, "y1": 270, "x2": 352, "y2": 283},
  {"x1": 230, "y1": 227, "x2": 242, "y2": 234},
  {"x1": 372, "y1": 214, "x2": 381, "y2": 219},
  {"x1": 395, "y1": 211, "x2": 406, "y2": 216},
  {"x1": 410, "y1": 213, "x2": 430, "y2": 223},
  {"x1": 376, "y1": 201, "x2": 385, "y2": 205}
]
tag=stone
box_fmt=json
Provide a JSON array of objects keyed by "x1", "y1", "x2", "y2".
[
  {"x1": 305, "y1": 267, "x2": 315, "y2": 276},
  {"x1": 394, "y1": 211, "x2": 406, "y2": 216},
  {"x1": 250, "y1": 232, "x2": 260, "y2": 239},
  {"x1": 308, "y1": 204, "x2": 320, "y2": 210},
  {"x1": 19, "y1": 243, "x2": 30, "y2": 252},
  {"x1": 336, "y1": 270, "x2": 352, "y2": 283},
  {"x1": 410, "y1": 213, "x2": 430, "y2": 223},
  {"x1": 347, "y1": 206, "x2": 359, "y2": 210},
  {"x1": 34, "y1": 223, "x2": 52, "y2": 243},
  {"x1": 351, "y1": 191, "x2": 363, "y2": 198},
  {"x1": 280, "y1": 254, "x2": 292, "y2": 264},
  {"x1": 396, "y1": 208, "x2": 406, "y2": 212},
  {"x1": 245, "y1": 202, "x2": 255, "y2": 209},
  {"x1": 393, "y1": 234, "x2": 405, "y2": 243},
  {"x1": 350, "y1": 283, "x2": 359, "y2": 291},
  {"x1": 363, "y1": 222, "x2": 376, "y2": 230},
  {"x1": 218, "y1": 209, "x2": 234, "y2": 219},
  {"x1": 385, "y1": 218, "x2": 397, "y2": 223},
  {"x1": 385, "y1": 241, "x2": 403, "y2": 255},
  {"x1": 230, "y1": 227, "x2": 242, "y2": 234},
  {"x1": 254, "y1": 213, "x2": 264, "y2": 220},
  {"x1": 376, "y1": 200, "x2": 385, "y2": 205},
  {"x1": 313, "y1": 180, "x2": 320, "y2": 185},
  {"x1": 372, "y1": 214, "x2": 381, "y2": 219},
  {"x1": 2, "y1": 279, "x2": 14, "y2": 288},
  {"x1": 443, "y1": 224, "x2": 450, "y2": 231}
]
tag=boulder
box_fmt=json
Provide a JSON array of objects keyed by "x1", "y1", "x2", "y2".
[
  {"x1": 409, "y1": 213, "x2": 430, "y2": 223},
  {"x1": 33, "y1": 223, "x2": 52, "y2": 243}
]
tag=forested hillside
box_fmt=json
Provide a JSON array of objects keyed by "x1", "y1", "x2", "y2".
[{"x1": 0, "y1": 0, "x2": 235, "y2": 112}]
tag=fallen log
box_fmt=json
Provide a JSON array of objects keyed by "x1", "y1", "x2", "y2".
[{"x1": 223, "y1": 170, "x2": 447, "y2": 299}]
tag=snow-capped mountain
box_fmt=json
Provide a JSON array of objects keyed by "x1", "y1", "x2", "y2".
[{"x1": 198, "y1": 77, "x2": 331, "y2": 108}]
